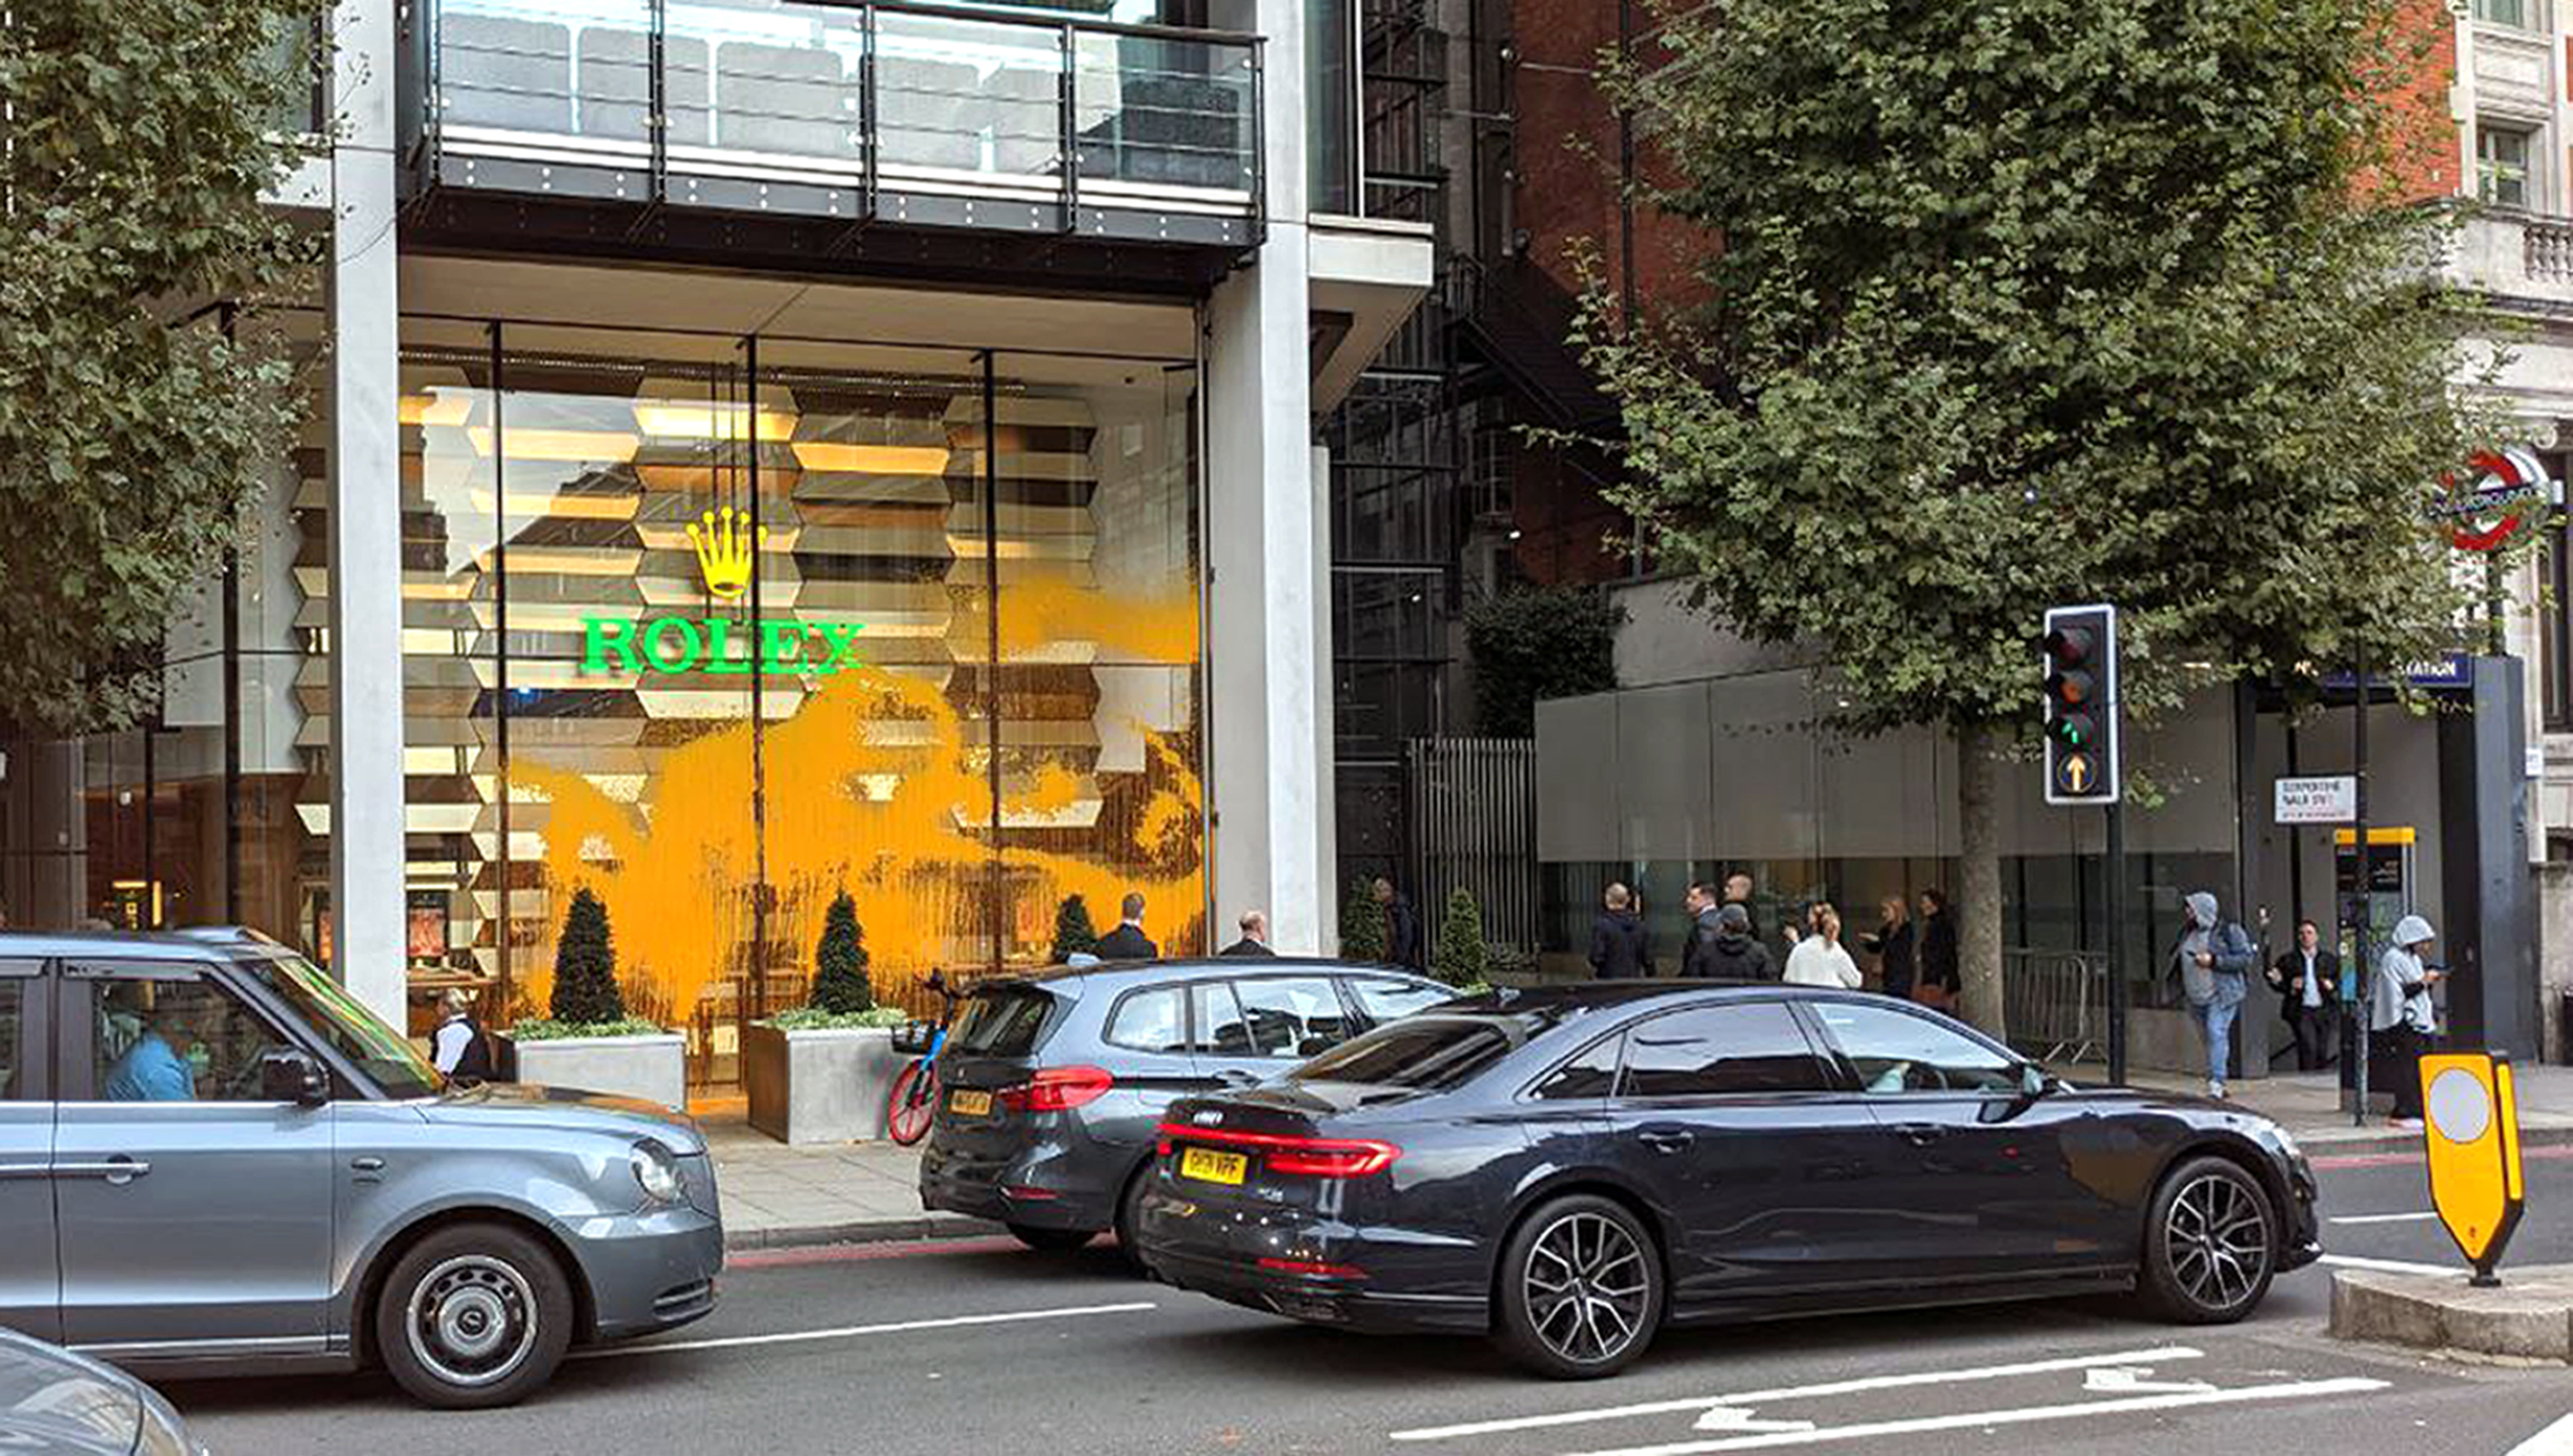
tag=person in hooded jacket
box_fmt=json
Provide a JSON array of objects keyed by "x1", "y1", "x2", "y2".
[
  {"x1": 1687, "y1": 903, "x2": 1775, "y2": 981},
  {"x1": 1588, "y1": 883, "x2": 1652, "y2": 980},
  {"x1": 2172, "y1": 890, "x2": 2256, "y2": 1100},
  {"x1": 2371, "y1": 915, "x2": 2443, "y2": 1129}
]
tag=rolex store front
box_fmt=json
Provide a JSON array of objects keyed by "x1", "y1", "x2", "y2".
[{"x1": 0, "y1": 280, "x2": 1222, "y2": 1092}]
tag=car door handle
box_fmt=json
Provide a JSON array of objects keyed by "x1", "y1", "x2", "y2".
[
  {"x1": 55, "y1": 1157, "x2": 151, "y2": 1184},
  {"x1": 351, "y1": 1156, "x2": 386, "y2": 1173},
  {"x1": 1638, "y1": 1131, "x2": 1695, "y2": 1155},
  {"x1": 1891, "y1": 1124, "x2": 1948, "y2": 1147},
  {"x1": 1216, "y1": 1071, "x2": 1261, "y2": 1088}
]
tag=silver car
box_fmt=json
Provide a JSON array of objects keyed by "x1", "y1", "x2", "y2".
[
  {"x1": 0, "y1": 929, "x2": 723, "y2": 1409},
  {"x1": 0, "y1": 1324, "x2": 202, "y2": 1454}
]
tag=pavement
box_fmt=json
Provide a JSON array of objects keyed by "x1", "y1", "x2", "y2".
[
  {"x1": 694, "y1": 1066, "x2": 2573, "y2": 1255},
  {"x1": 165, "y1": 1155, "x2": 2573, "y2": 1456}
]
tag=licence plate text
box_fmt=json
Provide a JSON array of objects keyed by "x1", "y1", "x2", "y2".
[
  {"x1": 948, "y1": 1089, "x2": 993, "y2": 1116},
  {"x1": 1178, "y1": 1146, "x2": 1248, "y2": 1185}
]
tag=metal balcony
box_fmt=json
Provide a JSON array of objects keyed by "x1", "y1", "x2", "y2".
[{"x1": 403, "y1": 0, "x2": 1264, "y2": 285}]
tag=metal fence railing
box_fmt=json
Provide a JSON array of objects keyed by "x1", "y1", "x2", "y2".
[{"x1": 2004, "y1": 947, "x2": 2108, "y2": 1066}]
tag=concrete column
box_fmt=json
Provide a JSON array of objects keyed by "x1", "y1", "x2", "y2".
[
  {"x1": 325, "y1": 0, "x2": 407, "y2": 1024},
  {"x1": 1312, "y1": 444, "x2": 1340, "y2": 954}
]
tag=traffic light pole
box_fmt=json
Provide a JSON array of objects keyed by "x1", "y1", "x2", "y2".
[
  {"x1": 2352, "y1": 662, "x2": 2371, "y2": 1128},
  {"x1": 2106, "y1": 800, "x2": 2128, "y2": 1086}
]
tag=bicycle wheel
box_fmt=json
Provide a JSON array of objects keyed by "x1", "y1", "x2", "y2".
[{"x1": 885, "y1": 1059, "x2": 936, "y2": 1146}]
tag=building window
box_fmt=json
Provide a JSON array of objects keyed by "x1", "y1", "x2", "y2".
[
  {"x1": 2548, "y1": 514, "x2": 2573, "y2": 731},
  {"x1": 2479, "y1": 125, "x2": 2533, "y2": 208},
  {"x1": 2473, "y1": 0, "x2": 2530, "y2": 26}
]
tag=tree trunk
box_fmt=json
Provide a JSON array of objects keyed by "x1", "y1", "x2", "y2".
[{"x1": 1956, "y1": 719, "x2": 2008, "y2": 1041}]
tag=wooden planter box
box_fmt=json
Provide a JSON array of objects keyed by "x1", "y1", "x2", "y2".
[
  {"x1": 495, "y1": 1031, "x2": 688, "y2": 1111},
  {"x1": 743, "y1": 1024, "x2": 907, "y2": 1145}
]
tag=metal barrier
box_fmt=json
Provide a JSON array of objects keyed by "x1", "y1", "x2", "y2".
[{"x1": 2004, "y1": 948, "x2": 2107, "y2": 1066}]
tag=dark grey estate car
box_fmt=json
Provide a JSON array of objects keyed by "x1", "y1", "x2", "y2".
[
  {"x1": 918, "y1": 959, "x2": 1450, "y2": 1255},
  {"x1": 0, "y1": 929, "x2": 723, "y2": 1409}
]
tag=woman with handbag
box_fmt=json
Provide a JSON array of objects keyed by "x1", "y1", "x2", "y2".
[{"x1": 1914, "y1": 889, "x2": 1960, "y2": 1011}]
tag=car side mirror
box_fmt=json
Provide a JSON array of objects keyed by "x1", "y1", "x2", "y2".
[
  {"x1": 2019, "y1": 1063, "x2": 2052, "y2": 1100},
  {"x1": 261, "y1": 1048, "x2": 329, "y2": 1106}
]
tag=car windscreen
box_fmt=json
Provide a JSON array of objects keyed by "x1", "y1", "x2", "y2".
[
  {"x1": 239, "y1": 952, "x2": 445, "y2": 1099},
  {"x1": 1287, "y1": 1011, "x2": 1562, "y2": 1092},
  {"x1": 948, "y1": 985, "x2": 1057, "y2": 1058}
]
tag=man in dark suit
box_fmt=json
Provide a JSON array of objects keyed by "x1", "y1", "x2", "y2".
[
  {"x1": 1588, "y1": 883, "x2": 1652, "y2": 979},
  {"x1": 1094, "y1": 891, "x2": 1158, "y2": 960},
  {"x1": 2268, "y1": 917, "x2": 2339, "y2": 1071},
  {"x1": 1677, "y1": 881, "x2": 1725, "y2": 980},
  {"x1": 1219, "y1": 910, "x2": 1275, "y2": 958}
]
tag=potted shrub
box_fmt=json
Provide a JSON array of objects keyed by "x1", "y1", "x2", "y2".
[
  {"x1": 1432, "y1": 886, "x2": 1491, "y2": 989},
  {"x1": 494, "y1": 887, "x2": 688, "y2": 1110},
  {"x1": 746, "y1": 889, "x2": 911, "y2": 1144}
]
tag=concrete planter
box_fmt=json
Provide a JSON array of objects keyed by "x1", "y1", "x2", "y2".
[
  {"x1": 495, "y1": 1031, "x2": 688, "y2": 1111},
  {"x1": 744, "y1": 1024, "x2": 907, "y2": 1144}
]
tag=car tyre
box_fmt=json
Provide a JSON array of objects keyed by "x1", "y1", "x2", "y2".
[
  {"x1": 1008, "y1": 1222, "x2": 1098, "y2": 1253},
  {"x1": 2136, "y1": 1154, "x2": 2278, "y2": 1324},
  {"x1": 1112, "y1": 1161, "x2": 1155, "y2": 1274},
  {"x1": 1492, "y1": 1194, "x2": 1664, "y2": 1380},
  {"x1": 375, "y1": 1222, "x2": 576, "y2": 1409}
]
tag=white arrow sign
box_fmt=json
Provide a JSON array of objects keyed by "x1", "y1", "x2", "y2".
[
  {"x1": 1692, "y1": 1405, "x2": 1817, "y2": 1434},
  {"x1": 2085, "y1": 1366, "x2": 2215, "y2": 1395}
]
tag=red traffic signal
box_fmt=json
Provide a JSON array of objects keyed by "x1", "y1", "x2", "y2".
[{"x1": 2045, "y1": 625, "x2": 2094, "y2": 665}]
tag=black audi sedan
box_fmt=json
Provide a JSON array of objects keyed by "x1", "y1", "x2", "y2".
[
  {"x1": 1136, "y1": 983, "x2": 2320, "y2": 1379},
  {"x1": 918, "y1": 959, "x2": 1451, "y2": 1257}
]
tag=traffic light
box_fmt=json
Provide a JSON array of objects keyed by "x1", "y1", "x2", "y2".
[{"x1": 2042, "y1": 604, "x2": 2120, "y2": 805}]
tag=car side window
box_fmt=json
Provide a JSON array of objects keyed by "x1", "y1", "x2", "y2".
[
  {"x1": 1105, "y1": 985, "x2": 1188, "y2": 1054},
  {"x1": 1618, "y1": 1003, "x2": 1831, "y2": 1098},
  {"x1": 88, "y1": 974, "x2": 291, "y2": 1104},
  {"x1": 1190, "y1": 981, "x2": 1253, "y2": 1056},
  {"x1": 1349, "y1": 978, "x2": 1448, "y2": 1024},
  {"x1": 1231, "y1": 978, "x2": 1351, "y2": 1057},
  {"x1": 1531, "y1": 1031, "x2": 1623, "y2": 1101},
  {"x1": 1812, "y1": 1000, "x2": 2020, "y2": 1094},
  {"x1": 0, "y1": 966, "x2": 31, "y2": 1101}
]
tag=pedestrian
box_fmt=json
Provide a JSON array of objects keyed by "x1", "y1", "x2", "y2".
[
  {"x1": 1588, "y1": 883, "x2": 1653, "y2": 980},
  {"x1": 430, "y1": 987, "x2": 495, "y2": 1081},
  {"x1": 2171, "y1": 890, "x2": 2256, "y2": 1099},
  {"x1": 1721, "y1": 871, "x2": 1767, "y2": 948},
  {"x1": 1861, "y1": 895, "x2": 1916, "y2": 1000},
  {"x1": 1219, "y1": 910, "x2": 1275, "y2": 958},
  {"x1": 1688, "y1": 903, "x2": 1775, "y2": 981},
  {"x1": 1094, "y1": 891, "x2": 1159, "y2": 960},
  {"x1": 1914, "y1": 889, "x2": 1961, "y2": 1011},
  {"x1": 1376, "y1": 878, "x2": 1425, "y2": 970},
  {"x1": 1677, "y1": 881, "x2": 1723, "y2": 979},
  {"x1": 1782, "y1": 904, "x2": 1862, "y2": 989},
  {"x1": 2268, "y1": 918, "x2": 2340, "y2": 1073},
  {"x1": 2371, "y1": 915, "x2": 2442, "y2": 1130}
]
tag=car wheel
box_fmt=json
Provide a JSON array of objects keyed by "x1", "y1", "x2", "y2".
[
  {"x1": 1007, "y1": 1222, "x2": 1097, "y2": 1253},
  {"x1": 2136, "y1": 1154, "x2": 2278, "y2": 1323},
  {"x1": 374, "y1": 1222, "x2": 576, "y2": 1409},
  {"x1": 1491, "y1": 1195, "x2": 1664, "y2": 1379},
  {"x1": 1112, "y1": 1162, "x2": 1155, "y2": 1274}
]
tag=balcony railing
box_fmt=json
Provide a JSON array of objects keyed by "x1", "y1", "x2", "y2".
[{"x1": 412, "y1": 0, "x2": 1263, "y2": 249}]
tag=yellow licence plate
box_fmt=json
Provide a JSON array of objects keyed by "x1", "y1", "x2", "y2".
[
  {"x1": 948, "y1": 1089, "x2": 993, "y2": 1117},
  {"x1": 1178, "y1": 1146, "x2": 1248, "y2": 1186}
]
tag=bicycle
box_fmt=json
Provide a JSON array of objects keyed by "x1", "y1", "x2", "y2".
[{"x1": 884, "y1": 969, "x2": 963, "y2": 1147}]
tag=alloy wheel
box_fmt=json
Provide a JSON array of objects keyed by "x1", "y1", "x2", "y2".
[
  {"x1": 1521, "y1": 1210, "x2": 1652, "y2": 1367},
  {"x1": 2162, "y1": 1171, "x2": 2271, "y2": 1312},
  {"x1": 406, "y1": 1254, "x2": 539, "y2": 1390}
]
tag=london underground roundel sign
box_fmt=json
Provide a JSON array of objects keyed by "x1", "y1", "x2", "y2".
[{"x1": 2435, "y1": 447, "x2": 2557, "y2": 554}]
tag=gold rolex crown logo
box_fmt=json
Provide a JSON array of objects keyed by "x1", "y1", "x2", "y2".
[{"x1": 685, "y1": 505, "x2": 765, "y2": 602}]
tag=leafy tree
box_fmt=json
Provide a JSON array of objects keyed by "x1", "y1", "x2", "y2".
[
  {"x1": 1431, "y1": 887, "x2": 1489, "y2": 989},
  {"x1": 1576, "y1": 0, "x2": 2504, "y2": 1034},
  {"x1": 550, "y1": 887, "x2": 627, "y2": 1026},
  {"x1": 0, "y1": 2, "x2": 325, "y2": 731},
  {"x1": 1463, "y1": 587, "x2": 1628, "y2": 736},
  {"x1": 1339, "y1": 877, "x2": 1388, "y2": 961},
  {"x1": 808, "y1": 889, "x2": 873, "y2": 1014},
  {"x1": 1049, "y1": 893, "x2": 1101, "y2": 965}
]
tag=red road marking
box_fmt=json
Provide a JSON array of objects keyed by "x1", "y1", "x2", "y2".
[{"x1": 2312, "y1": 1143, "x2": 2573, "y2": 1171}]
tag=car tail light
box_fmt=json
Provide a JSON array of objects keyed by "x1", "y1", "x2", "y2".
[
  {"x1": 1258, "y1": 1257, "x2": 1367, "y2": 1280},
  {"x1": 1000, "y1": 1065, "x2": 1114, "y2": 1113},
  {"x1": 1152, "y1": 1122, "x2": 1403, "y2": 1179}
]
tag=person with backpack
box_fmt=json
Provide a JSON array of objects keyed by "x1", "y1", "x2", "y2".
[
  {"x1": 2172, "y1": 891, "x2": 2256, "y2": 1100},
  {"x1": 430, "y1": 988, "x2": 495, "y2": 1082}
]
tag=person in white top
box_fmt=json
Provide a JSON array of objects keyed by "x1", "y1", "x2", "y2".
[{"x1": 1782, "y1": 904, "x2": 1864, "y2": 989}]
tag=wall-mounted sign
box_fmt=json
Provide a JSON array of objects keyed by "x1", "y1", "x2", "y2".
[
  {"x1": 2429, "y1": 447, "x2": 2559, "y2": 554},
  {"x1": 2274, "y1": 775, "x2": 2357, "y2": 824},
  {"x1": 577, "y1": 507, "x2": 865, "y2": 677}
]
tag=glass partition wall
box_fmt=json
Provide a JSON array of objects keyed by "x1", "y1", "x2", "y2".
[{"x1": 57, "y1": 319, "x2": 1206, "y2": 1090}]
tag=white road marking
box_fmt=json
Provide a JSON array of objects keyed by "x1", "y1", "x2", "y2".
[
  {"x1": 2508, "y1": 1410, "x2": 2573, "y2": 1455},
  {"x1": 1691, "y1": 1409, "x2": 1814, "y2": 1435},
  {"x1": 569, "y1": 1301, "x2": 1158, "y2": 1359},
  {"x1": 1387, "y1": 1345, "x2": 2206, "y2": 1442},
  {"x1": 2083, "y1": 1365, "x2": 2213, "y2": 1395},
  {"x1": 2319, "y1": 1252, "x2": 2457, "y2": 1277},
  {"x1": 1561, "y1": 1375, "x2": 2391, "y2": 1456},
  {"x1": 2328, "y1": 1211, "x2": 2439, "y2": 1225}
]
